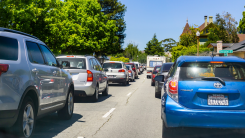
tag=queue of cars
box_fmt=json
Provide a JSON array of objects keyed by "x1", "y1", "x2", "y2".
[
  {"x1": 0, "y1": 27, "x2": 146, "y2": 137},
  {"x1": 153, "y1": 56, "x2": 245, "y2": 138}
]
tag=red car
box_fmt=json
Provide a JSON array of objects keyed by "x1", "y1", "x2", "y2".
[
  {"x1": 151, "y1": 65, "x2": 161, "y2": 86},
  {"x1": 125, "y1": 63, "x2": 139, "y2": 79}
]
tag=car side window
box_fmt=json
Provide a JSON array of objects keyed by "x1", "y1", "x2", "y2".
[
  {"x1": 92, "y1": 58, "x2": 100, "y2": 71},
  {"x1": 26, "y1": 41, "x2": 45, "y2": 64},
  {"x1": 39, "y1": 44, "x2": 58, "y2": 67},
  {"x1": 169, "y1": 62, "x2": 178, "y2": 77},
  {"x1": 94, "y1": 59, "x2": 102, "y2": 71},
  {"x1": 168, "y1": 61, "x2": 176, "y2": 77},
  {"x1": 89, "y1": 59, "x2": 94, "y2": 70}
]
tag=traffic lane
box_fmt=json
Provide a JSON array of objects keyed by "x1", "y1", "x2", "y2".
[
  {"x1": 93, "y1": 72, "x2": 162, "y2": 138},
  {"x1": 32, "y1": 72, "x2": 145, "y2": 138}
]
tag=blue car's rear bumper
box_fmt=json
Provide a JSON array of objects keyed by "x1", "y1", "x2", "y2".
[{"x1": 162, "y1": 96, "x2": 245, "y2": 128}]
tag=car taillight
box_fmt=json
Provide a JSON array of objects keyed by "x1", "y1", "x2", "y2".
[
  {"x1": 167, "y1": 67, "x2": 180, "y2": 102},
  {"x1": 169, "y1": 80, "x2": 177, "y2": 94},
  {"x1": 152, "y1": 74, "x2": 156, "y2": 79},
  {"x1": 133, "y1": 68, "x2": 135, "y2": 71},
  {"x1": 87, "y1": 70, "x2": 93, "y2": 82},
  {"x1": 0, "y1": 64, "x2": 9, "y2": 76},
  {"x1": 128, "y1": 70, "x2": 132, "y2": 73},
  {"x1": 118, "y1": 69, "x2": 125, "y2": 72}
]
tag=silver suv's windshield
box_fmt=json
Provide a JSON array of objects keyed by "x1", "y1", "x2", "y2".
[
  {"x1": 57, "y1": 58, "x2": 86, "y2": 69},
  {"x1": 103, "y1": 63, "x2": 122, "y2": 68}
]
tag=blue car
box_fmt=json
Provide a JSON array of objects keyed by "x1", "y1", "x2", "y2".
[{"x1": 155, "y1": 56, "x2": 245, "y2": 137}]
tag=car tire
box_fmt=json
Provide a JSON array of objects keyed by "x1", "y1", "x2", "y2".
[
  {"x1": 151, "y1": 81, "x2": 155, "y2": 86},
  {"x1": 102, "y1": 83, "x2": 109, "y2": 96},
  {"x1": 127, "y1": 79, "x2": 129, "y2": 85},
  {"x1": 91, "y1": 85, "x2": 99, "y2": 102},
  {"x1": 15, "y1": 96, "x2": 36, "y2": 138},
  {"x1": 58, "y1": 89, "x2": 74, "y2": 120},
  {"x1": 155, "y1": 91, "x2": 161, "y2": 98},
  {"x1": 123, "y1": 80, "x2": 127, "y2": 86}
]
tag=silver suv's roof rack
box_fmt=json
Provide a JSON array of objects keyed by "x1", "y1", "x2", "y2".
[{"x1": 0, "y1": 27, "x2": 39, "y2": 40}]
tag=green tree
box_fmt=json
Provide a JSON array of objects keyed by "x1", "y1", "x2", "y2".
[
  {"x1": 124, "y1": 43, "x2": 139, "y2": 59},
  {"x1": 110, "y1": 56, "x2": 129, "y2": 62},
  {"x1": 238, "y1": 9, "x2": 245, "y2": 34},
  {"x1": 179, "y1": 26, "x2": 199, "y2": 47},
  {"x1": 162, "y1": 38, "x2": 176, "y2": 52},
  {"x1": 98, "y1": 0, "x2": 127, "y2": 52},
  {"x1": 145, "y1": 34, "x2": 164, "y2": 56}
]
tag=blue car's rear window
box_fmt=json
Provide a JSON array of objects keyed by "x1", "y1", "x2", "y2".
[{"x1": 179, "y1": 62, "x2": 245, "y2": 81}]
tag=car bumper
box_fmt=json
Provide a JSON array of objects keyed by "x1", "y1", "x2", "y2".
[
  {"x1": 162, "y1": 96, "x2": 245, "y2": 128},
  {"x1": 108, "y1": 78, "x2": 126, "y2": 83},
  {"x1": 74, "y1": 82, "x2": 95, "y2": 96},
  {"x1": 0, "y1": 110, "x2": 18, "y2": 128}
]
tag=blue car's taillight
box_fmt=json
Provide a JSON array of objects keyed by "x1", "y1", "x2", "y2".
[{"x1": 167, "y1": 67, "x2": 180, "y2": 102}]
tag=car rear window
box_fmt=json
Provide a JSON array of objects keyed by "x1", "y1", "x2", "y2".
[
  {"x1": 179, "y1": 62, "x2": 245, "y2": 81},
  {"x1": 149, "y1": 61, "x2": 162, "y2": 67},
  {"x1": 57, "y1": 58, "x2": 86, "y2": 69},
  {"x1": 126, "y1": 64, "x2": 134, "y2": 69},
  {"x1": 103, "y1": 63, "x2": 122, "y2": 69},
  {"x1": 126, "y1": 66, "x2": 130, "y2": 70},
  {"x1": 154, "y1": 66, "x2": 161, "y2": 72},
  {"x1": 0, "y1": 36, "x2": 18, "y2": 61},
  {"x1": 162, "y1": 64, "x2": 173, "y2": 72}
]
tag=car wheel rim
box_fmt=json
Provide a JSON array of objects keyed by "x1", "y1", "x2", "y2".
[
  {"x1": 68, "y1": 92, "x2": 73, "y2": 115},
  {"x1": 23, "y1": 104, "x2": 34, "y2": 138}
]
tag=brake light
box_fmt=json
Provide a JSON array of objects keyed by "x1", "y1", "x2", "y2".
[
  {"x1": 67, "y1": 56, "x2": 74, "y2": 57},
  {"x1": 133, "y1": 68, "x2": 135, "y2": 71},
  {"x1": 169, "y1": 80, "x2": 178, "y2": 94},
  {"x1": 87, "y1": 70, "x2": 93, "y2": 82},
  {"x1": 152, "y1": 74, "x2": 156, "y2": 79},
  {"x1": 128, "y1": 70, "x2": 132, "y2": 73},
  {"x1": 118, "y1": 69, "x2": 125, "y2": 72},
  {"x1": 210, "y1": 61, "x2": 223, "y2": 64},
  {"x1": 110, "y1": 62, "x2": 115, "y2": 63},
  {"x1": 0, "y1": 64, "x2": 9, "y2": 76}
]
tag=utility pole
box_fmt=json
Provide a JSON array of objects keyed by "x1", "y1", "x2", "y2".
[{"x1": 196, "y1": 31, "x2": 200, "y2": 56}]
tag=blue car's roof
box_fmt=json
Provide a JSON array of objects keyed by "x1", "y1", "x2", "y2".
[{"x1": 177, "y1": 56, "x2": 245, "y2": 66}]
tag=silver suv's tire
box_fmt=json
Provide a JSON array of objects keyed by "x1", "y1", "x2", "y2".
[
  {"x1": 16, "y1": 96, "x2": 35, "y2": 138},
  {"x1": 92, "y1": 85, "x2": 99, "y2": 102},
  {"x1": 58, "y1": 89, "x2": 74, "y2": 120},
  {"x1": 102, "y1": 83, "x2": 109, "y2": 96}
]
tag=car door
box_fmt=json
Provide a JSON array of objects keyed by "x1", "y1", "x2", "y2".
[
  {"x1": 25, "y1": 41, "x2": 54, "y2": 108},
  {"x1": 90, "y1": 58, "x2": 102, "y2": 91},
  {"x1": 95, "y1": 59, "x2": 106, "y2": 89},
  {"x1": 39, "y1": 44, "x2": 65, "y2": 103}
]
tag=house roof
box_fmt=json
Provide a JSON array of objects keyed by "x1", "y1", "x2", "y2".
[
  {"x1": 238, "y1": 34, "x2": 245, "y2": 42},
  {"x1": 181, "y1": 23, "x2": 191, "y2": 35},
  {"x1": 198, "y1": 22, "x2": 209, "y2": 31},
  {"x1": 224, "y1": 40, "x2": 245, "y2": 51},
  {"x1": 209, "y1": 43, "x2": 234, "y2": 47}
]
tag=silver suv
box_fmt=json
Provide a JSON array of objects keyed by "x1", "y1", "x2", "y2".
[
  {"x1": 56, "y1": 55, "x2": 108, "y2": 102},
  {"x1": 0, "y1": 28, "x2": 74, "y2": 138},
  {"x1": 102, "y1": 61, "x2": 129, "y2": 86}
]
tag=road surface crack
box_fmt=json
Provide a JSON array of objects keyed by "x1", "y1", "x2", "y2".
[
  {"x1": 126, "y1": 87, "x2": 138, "y2": 105},
  {"x1": 92, "y1": 114, "x2": 113, "y2": 137}
]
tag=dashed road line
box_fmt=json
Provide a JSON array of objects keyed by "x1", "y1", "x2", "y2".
[
  {"x1": 127, "y1": 92, "x2": 132, "y2": 96},
  {"x1": 102, "y1": 108, "x2": 116, "y2": 118}
]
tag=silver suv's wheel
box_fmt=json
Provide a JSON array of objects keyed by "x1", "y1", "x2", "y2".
[
  {"x1": 102, "y1": 83, "x2": 109, "y2": 96},
  {"x1": 23, "y1": 104, "x2": 34, "y2": 137},
  {"x1": 58, "y1": 89, "x2": 74, "y2": 120},
  {"x1": 15, "y1": 96, "x2": 35, "y2": 138}
]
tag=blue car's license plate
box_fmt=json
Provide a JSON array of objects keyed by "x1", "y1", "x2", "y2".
[{"x1": 208, "y1": 94, "x2": 229, "y2": 106}]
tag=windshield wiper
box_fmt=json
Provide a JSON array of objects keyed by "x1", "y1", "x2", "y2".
[{"x1": 201, "y1": 77, "x2": 225, "y2": 86}]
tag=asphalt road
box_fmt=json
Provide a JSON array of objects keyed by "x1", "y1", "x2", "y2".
[{"x1": 11, "y1": 71, "x2": 245, "y2": 138}]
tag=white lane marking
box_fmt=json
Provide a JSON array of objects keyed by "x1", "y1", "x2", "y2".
[
  {"x1": 127, "y1": 92, "x2": 132, "y2": 96},
  {"x1": 102, "y1": 108, "x2": 116, "y2": 118}
]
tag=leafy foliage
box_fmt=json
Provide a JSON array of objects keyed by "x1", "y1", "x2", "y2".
[
  {"x1": 161, "y1": 38, "x2": 176, "y2": 52},
  {"x1": 98, "y1": 0, "x2": 127, "y2": 48},
  {"x1": 238, "y1": 8, "x2": 245, "y2": 34},
  {"x1": 179, "y1": 27, "x2": 200, "y2": 47},
  {"x1": 110, "y1": 56, "x2": 129, "y2": 62},
  {"x1": 145, "y1": 34, "x2": 164, "y2": 56},
  {"x1": 0, "y1": 0, "x2": 119, "y2": 56},
  {"x1": 124, "y1": 43, "x2": 139, "y2": 59}
]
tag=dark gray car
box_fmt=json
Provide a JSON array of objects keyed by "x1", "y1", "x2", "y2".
[
  {"x1": 0, "y1": 28, "x2": 74, "y2": 138},
  {"x1": 154, "y1": 62, "x2": 173, "y2": 98}
]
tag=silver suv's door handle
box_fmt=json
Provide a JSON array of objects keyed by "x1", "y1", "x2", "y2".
[{"x1": 32, "y1": 68, "x2": 39, "y2": 73}]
